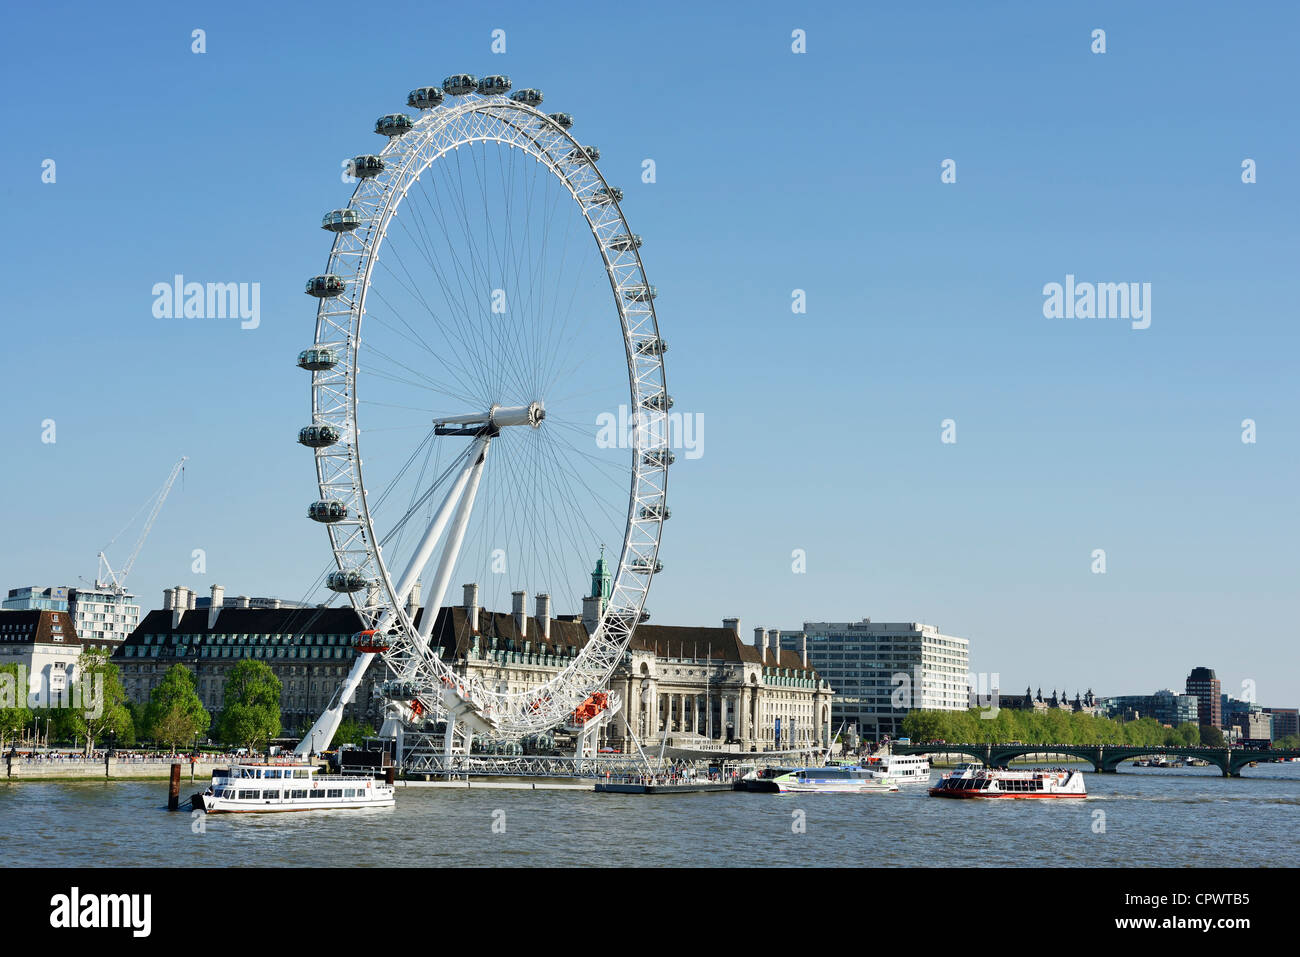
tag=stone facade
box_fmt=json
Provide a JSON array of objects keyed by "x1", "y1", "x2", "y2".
[{"x1": 113, "y1": 584, "x2": 833, "y2": 753}]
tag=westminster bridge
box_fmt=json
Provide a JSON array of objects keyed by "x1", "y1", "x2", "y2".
[{"x1": 890, "y1": 742, "x2": 1300, "y2": 777}]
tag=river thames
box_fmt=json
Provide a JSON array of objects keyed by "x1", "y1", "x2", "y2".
[{"x1": 3, "y1": 764, "x2": 1297, "y2": 867}]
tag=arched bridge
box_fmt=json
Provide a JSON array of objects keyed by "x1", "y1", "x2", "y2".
[{"x1": 890, "y1": 742, "x2": 1300, "y2": 777}]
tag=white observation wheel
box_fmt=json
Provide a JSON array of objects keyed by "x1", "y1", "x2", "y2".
[{"x1": 294, "y1": 74, "x2": 669, "y2": 752}]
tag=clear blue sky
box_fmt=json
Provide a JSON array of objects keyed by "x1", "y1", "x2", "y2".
[{"x1": 2, "y1": 2, "x2": 1296, "y2": 705}]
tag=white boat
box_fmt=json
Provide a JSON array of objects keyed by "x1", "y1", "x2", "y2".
[
  {"x1": 194, "y1": 761, "x2": 395, "y2": 813},
  {"x1": 929, "y1": 765, "x2": 1086, "y2": 799},
  {"x1": 863, "y1": 753, "x2": 931, "y2": 783},
  {"x1": 772, "y1": 766, "x2": 899, "y2": 793}
]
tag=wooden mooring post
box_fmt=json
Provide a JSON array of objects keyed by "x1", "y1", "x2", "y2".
[{"x1": 168, "y1": 762, "x2": 182, "y2": 811}]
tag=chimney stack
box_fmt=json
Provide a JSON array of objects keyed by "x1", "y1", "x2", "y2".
[
  {"x1": 754, "y1": 626, "x2": 766, "y2": 650},
  {"x1": 582, "y1": 595, "x2": 602, "y2": 634},
  {"x1": 163, "y1": 587, "x2": 175, "y2": 611},
  {"x1": 236, "y1": 595, "x2": 250, "y2": 609},
  {"x1": 171, "y1": 586, "x2": 186, "y2": 628},
  {"x1": 768, "y1": 629, "x2": 781, "y2": 663},
  {"x1": 463, "y1": 583, "x2": 479, "y2": 632},
  {"x1": 723, "y1": 617, "x2": 740, "y2": 638},
  {"x1": 186, "y1": 589, "x2": 196, "y2": 611},
  {"x1": 512, "y1": 590, "x2": 527, "y2": 639},
  {"x1": 799, "y1": 633, "x2": 808, "y2": 668},
  {"x1": 208, "y1": 584, "x2": 225, "y2": 630},
  {"x1": 536, "y1": 593, "x2": 551, "y2": 642}
]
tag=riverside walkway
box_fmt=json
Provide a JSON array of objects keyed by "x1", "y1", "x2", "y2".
[{"x1": 891, "y1": 742, "x2": 1300, "y2": 777}]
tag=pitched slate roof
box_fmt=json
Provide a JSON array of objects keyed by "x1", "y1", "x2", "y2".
[{"x1": 0, "y1": 609, "x2": 81, "y2": 646}]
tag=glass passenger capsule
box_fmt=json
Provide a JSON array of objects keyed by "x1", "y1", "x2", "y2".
[
  {"x1": 607, "y1": 233, "x2": 643, "y2": 251},
  {"x1": 352, "y1": 629, "x2": 392, "y2": 654},
  {"x1": 442, "y1": 74, "x2": 478, "y2": 96},
  {"x1": 374, "y1": 113, "x2": 414, "y2": 137},
  {"x1": 305, "y1": 275, "x2": 346, "y2": 298},
  {"x1": 321, "y1": 209, "x2": 362, "y2": 232},
  {"x1": 623, "y1": 284, "x2": 657, "y2": 302},
  {"x1": 297, "y1": 424, "x2": 342, "y2": 448},
  {"x1": 639, "y1": 503, "x2": 671, "y2": 521},
  {"x1": 635, "y1": 337, "x2": 667, "y2": 356},
  {"x1": 408, "y1": 86, "x2": 445, "y2": 109},
  {"x1": 548, "y1": 112, "x2": 574, "y2": 129},
  {"x1": 642, "y1": 449, "x2": 675, "y2": 467},
  {"x1": 326, "y1": 570, "x2": 368, "y2": 594},
  {"x1": 592, "y1": 186, "x2": 623, "y2": 205},
  {"x1": 510, "y1": 88, "x2": 543, "y2": 106},
  {"x1": 297, "y1": 348, "x2": 339, "y2": 371},
  {"x1": 567, "y1": 145, "x2": 599, "y2": 164},
  {"x1": 307, "y1": 500, "x2": 348, "y2": 523},
  {"x1": 347, "y1": 155, "x2": 385, "y2": 179},
  {"x1": 641, "y1": 392, "x2": 673, "y2": 412},
  {"x1": 629, "y1": 559, "x2": 664, "y2": 574},
  {"x1": 379, "y1": 679, "x2": 420, "y2": 699},
  {"x1": 477, "y1": 74, "x2": 511, "y2": 95}
]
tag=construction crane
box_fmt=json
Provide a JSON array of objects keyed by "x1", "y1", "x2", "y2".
[{"x1": 95, "y1": 456, "x2": 188, "y2": 596}]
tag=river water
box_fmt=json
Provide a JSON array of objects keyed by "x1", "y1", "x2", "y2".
[{"x1": 3, "y1": 764, "x2": 1297, "y2": 867}]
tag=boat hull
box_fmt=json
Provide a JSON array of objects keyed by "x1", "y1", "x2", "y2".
[
  {"x1": 777, "y1": 782, "x2": 898, "y2": 794},
  {"x1": 927, "y1": 788, "x2": 1084, "y2": 799},
  {"x1": 203, "y1": 795, "x2": 394, "y2": 813}
]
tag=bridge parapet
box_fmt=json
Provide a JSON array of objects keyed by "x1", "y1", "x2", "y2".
[{"x1": 890, "y1": 743, "x2": 1299, "y2": 778}]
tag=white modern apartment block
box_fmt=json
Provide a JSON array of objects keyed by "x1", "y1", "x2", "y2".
[
  {"x1": 5, "y1": 585, "x2": 138, "y2": 653},
  {"x1": 780, "y1": 619, "x2": 970, "y2": 742},
  {"x1": 68, "y1": 588, "x2": 141, "y2": 653}
]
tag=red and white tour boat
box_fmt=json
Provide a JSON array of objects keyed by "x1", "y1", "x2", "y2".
[{"x1": 928, "y1": 762, "x2": 1086, "y2": 799}]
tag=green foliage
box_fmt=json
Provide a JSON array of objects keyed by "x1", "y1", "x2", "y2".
[
  {"x1": 902, "y1": 707, "x2": 1223, "y2": 749},
  {"x1": 144, "y1": 665, "x2": 210, "y2": 751},
  {"x1": 331, "y1": 718, "x2": 374, "y2": 749},
  {"x1": 215, "y1": 660, "x2": 281, "y2": 751},
  {"x1": 1200, "y1": 725, "x2": 1226, "y2": 747},
  {"x1": 0, "y1": 662, "x2": 33, "y2": 747},
  {"x1": 1274, "y1": 734, "x2": 1300, "y2": 750},
  {"x1": 68, "y1": 649, "x2": 133, "y2": 752}
]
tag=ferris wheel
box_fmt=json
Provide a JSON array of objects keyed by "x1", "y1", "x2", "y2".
[{"x1": 293, "y1": 74, "x2": 670, "y2": 753}]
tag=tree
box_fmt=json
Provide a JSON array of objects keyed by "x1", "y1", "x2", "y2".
[
  {"x1": 215, "y1": 660, "x2": 281, "y2": 752},
  {"x1": 1174, "y1": 722, "x2": 1200, "y2": 747},
  {"x1": 68, "y1": 650, "x2": 133, "y2": 754},
  {"x1": 0, "y1": 662, "x2": 33, "y2": 750},
  {"x1": 1201, "y1": 725, "x2": 1226, "y2": 747},
  {"x1": 144, "y1": 665, "x2": 209, "y2": 752},
  {"x1": 331, "y1": 718, "x2": 374, "y2": 749}
]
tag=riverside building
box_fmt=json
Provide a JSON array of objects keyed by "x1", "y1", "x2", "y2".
[
  {"x1": 779, "y1": 619, "x2": 969, "y2": 743},
  {"x1": 0, "y1": 608, "x2": 81, "y2": 698},
  {"x1": 114, "y1": 568, "x2": 834, "y2": 754},
  {"x1": 5, "y1": 585, "x2": 138, "y2": 653},
  {"x1": 1186, "y1": 666, "x2": 1223, "y2": 729},
  {"x1": 1098, "y1": 689, "x2": 1199, "y2": 725},
  {"x1": 113, "y1": 585, "x2": 381, "y2": 733}
]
